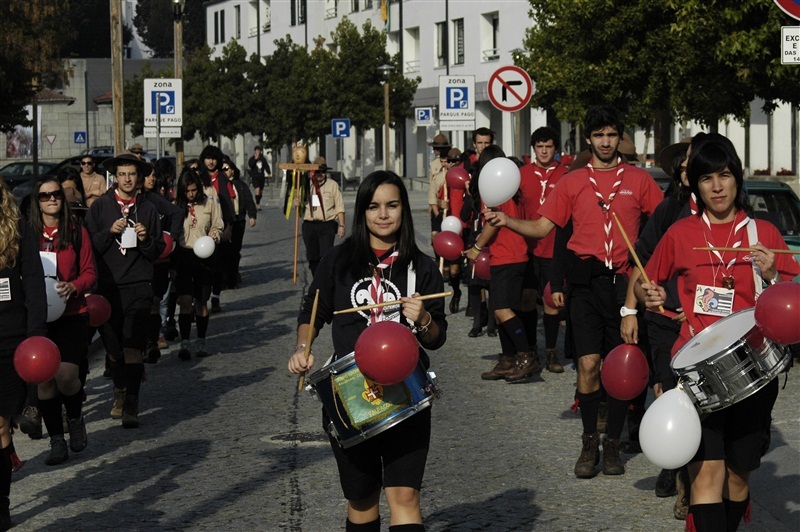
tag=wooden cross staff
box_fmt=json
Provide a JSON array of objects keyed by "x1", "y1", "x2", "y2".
[
  {"x1": 279, "y1": 161, "x2": 319, "y2": 285},
  {"x1": 439, "y1": 183, "x2": 449, "y2": 275}
]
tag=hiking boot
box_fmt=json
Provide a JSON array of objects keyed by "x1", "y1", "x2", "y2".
[
  {"x1": 673, "y1": 468, "x2": 690, "y2": 520},
  {"x1": 545, "y1": 348, "x2": 564, "y2": 373},
  {"x1": 178, "y1": 339, "x2": 192, "y2": 360},
  {"x1": 504, "y1": 351, "x2": 542, "y2": 382},
  {"x1": 110, "y1": 388, "x2": 126, "y2": 419},
  {"x1": 67, "y1": 415, "x2": 88, "y2": 453},
  {"x1": 122, "y1": 395, "x2": 139, "y2": 428},
  {"x1": 481, "y1": 355, "x2": 515, "y2": 380},
  {"x1": 195, "y1": 338, "x2": 210, "y2": 358},
  {"x1": 19, "y1": 406, "x2": 43, "y2": 440},
  {"x1": 574, "y1": 431, "x2": 600, "y2": 478},
  {"x1": 449, "y1": 293, "x2": 461, "y2": 314},
  {"x1": 164, "y1": 319, "x2": 179, "y2": 341},
  {"x1": 602, "y1": 437, "x2": 625, "y2": 475},
  {"x1": 144, "y1": 343, "x2": 161, "y2": 364},
  {"x1": 44, "y1": 437, "x2": 68, "y2": 465},
  {"x1": 655, "y1": 468, "x2": 678, "y2": 498}
]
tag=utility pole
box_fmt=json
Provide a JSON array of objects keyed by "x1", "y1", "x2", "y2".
[
  {"x1": 110, "y1": 0, "x2": 125, "y2": 154},
  {"x1": 174, "y1": 0, "x2": 186, "y2": 173}
]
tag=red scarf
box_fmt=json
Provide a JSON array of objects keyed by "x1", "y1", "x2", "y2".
[
  {"x1": 587, "y1": 158, "x2": 624, "y2": 269},
  {"x1": 369, "y1": 248, "x2": 400, "y2": 323}
]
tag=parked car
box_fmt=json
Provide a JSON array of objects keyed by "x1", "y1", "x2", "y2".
[
  {"x1": 13, "y1": 154, "x2": 108, "y2": 215},
  {"x1": 83, "y1": 146, "x2": 114, "y2": 158},
  {"x1": 0, "y1": 161, "x2": 57, "y2": 190}
]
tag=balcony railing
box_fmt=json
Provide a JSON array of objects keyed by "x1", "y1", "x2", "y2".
[
  {"x1": 482, "y1": 48, "x2": 500, "y2": 62},
  {"x1": 405, "y1": 59, "x2": 420, "y2": 74}
]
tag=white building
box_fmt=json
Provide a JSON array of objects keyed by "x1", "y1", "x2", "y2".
[{"x1": 204, "y1": 0, "x2": 799, "y2": 182}]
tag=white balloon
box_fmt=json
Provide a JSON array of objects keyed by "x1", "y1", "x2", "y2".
[
  {"x1": 478, "y1": 157, "x2": 521, "y2": 207},
  {"x1": 193, "y1": 235, "x2": 216, "y2": 259},
  {"x1": 640, "y1": 388, "x2": 702, "y2": 470},
  {"x1": 44, "y1": 277, "x2": 66, "y2": 323},
  {"x1": 441, "y1": 215, "x2": 462, "y2": 234}
]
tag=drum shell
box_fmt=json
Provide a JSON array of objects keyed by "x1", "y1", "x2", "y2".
[
  {"x1": 671, "y1": 308, "x2": 790, "y2": 413},
  {"x1": 306, "y1": 352, "x2": 440, "y2": 448}
]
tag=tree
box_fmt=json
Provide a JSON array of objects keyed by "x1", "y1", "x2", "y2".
[
  {"x1": 0, "y1": 1, "x2": 69, "y2": 130},
  {"x1": 60, "y1": 0, "x2": 133, "y2": 59},
  {"x1": 133, "y1": 0, "x2": 205, "y2": 58}
]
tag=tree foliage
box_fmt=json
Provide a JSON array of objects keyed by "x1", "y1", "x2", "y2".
[
  {"x1": 0, "y1": 0, "x2": 69, "y2": 130},
  {"x1": 133, "y1": 0, "x2": 205, "y2": 58},
  {"x1": 60, "y1": 0, "x2": 133, "y2": 59},
  {"x1": 519, "y1": 0, "x2": 800, "y2": 130}
]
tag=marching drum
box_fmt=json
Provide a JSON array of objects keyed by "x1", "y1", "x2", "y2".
[
  {"x1": 671, "y1": 308, "x2": 791, "y2": 413},
  {"x1": 306, "y1": 351, "x2": 441, "y2": 448}
]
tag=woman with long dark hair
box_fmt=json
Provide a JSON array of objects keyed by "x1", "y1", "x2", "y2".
[
  {"x1": 638, "y1": 133, "x2": 800, "y2": 531},
  {"x1": 29, "y1": 178, "x2": 97, "y2": 464},
  {"x1": 288, "y1": 171, "x2": 447, "y2": 532},
  {"x1": 0, "y1": 176, "x2": 47, "y2": 529},
  {"x1": 173, "y1": 169, "x2": 222, "y2": 360},
  {"x1": 222, "y1": 157, "x2": 256, "y2": 288}
]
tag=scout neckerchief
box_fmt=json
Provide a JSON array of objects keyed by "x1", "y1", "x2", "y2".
[
  {"x1": 701, "y1": 209, "x2": 749, "y2": 290},
  {"x1": 309, "y1": 173, "x2": 326, "y2": 220},
  {"x1": 42, "y1": 225, "x2": 58, "y2": 252},
  {"x1": 689, "y1": 193, "x2": 698, "y2": 216},
  {"x1": 187, "y1": 201, "x2": 198, "y2": 229},
  {"x1": 587, "y1": 158, "x2": 624, "y2": 269},
  {"x1": 114, "y1": 190, "x2": 137, "y2": 255},
  {"x1": 370, "y1": 247, "x2": 400, "y2": 323},
  {"x1": 533, "y1": 161, "x2": 558, "y2": 205}
]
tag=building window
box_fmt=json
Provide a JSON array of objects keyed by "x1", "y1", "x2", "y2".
[
  {"x1": 213, "y1": 10, "x2": 226, "y2": 44},
  {"x1": 404, "y1": 27, "x2": 420, "y2": 73},
  {"x1": 435, "y1": 22, "x2": 446, "y2": 68},
  {"x1": 351, "y1": 0, "x2": 359, "y2": 13},
  {"x1": 481, "y1": 12, "x2": 500, "y2": 61},
  {"x1": 291, "y1": 0, "x2": 306, "y2": 26},
  {"x1": 325, "y1": 0, "x2": 337, "y2": 19},
  {"x1": 365, "y1": 0, "x2": 373, "y2": 8},
  {"x1": 234, "y1": 5, "x2": 241, "y2": 39},
  {"x1": 453, "y1": 18, "x2": 464, "y2": 65}
]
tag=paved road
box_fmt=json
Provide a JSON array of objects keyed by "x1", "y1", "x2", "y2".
[{"x1": 10, "y1": 183, "x2": 800, "y2": 531}]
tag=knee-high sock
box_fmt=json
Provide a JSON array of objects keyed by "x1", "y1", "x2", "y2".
[
  {"x1": 449, "y1": 271, "x2": 461, "y2": 296},
  {"x1": 543, "y1": 313, "x2": 560, "y2": 349},
  {"x1": 519, "y1": 308, "x2": 538, "y2": 349},
  {"x1": 577, "y1": 389, "x2": 602, "y2": 435},
  {"x1": 178, "y1": 313, "x2": 192, "y2": 341},
  {"x1": 500, "y1": 315, "x2": 530, "y2": 353},
  {"x1": 196, "y1": 315, "x2": 209, "y2": 339},
  {"x1": 724, "y1": 496, "x2": 750, "y2": 532},
  {"x1": 126, "y1": 363, "x2": 144, "y2": 397},
  {"x1": 38, "y1": 396, "x2": 64, "y2": 438},
  {"x1": 148, "y1": 313, "x2": 161, "y2": 343},
  {"x1": 1, "y1": 444, "x2": 12, "y2": 498},
  {"x1": 605, "y1": 396, "x2": 629, "y2": 440},
  {"x1": 686, "y1": 502, "x2": 726, "y2": 532},
  {"x1": 62, "y1": 390, "x2": 83, "y2": 420},
  {"x1": 345, "y1": 518, "x2": 381, "y2": 532},
  {"x1": 497, "y1": 326, "x2": 515, "y2": 356},
  {"x1": 470, "y1": 285, "x2": 483, "y2": 330}
]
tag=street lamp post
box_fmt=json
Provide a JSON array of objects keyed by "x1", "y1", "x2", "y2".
[
  {"x1": 174, "y1": 0, "x2": 185, "y2": 174},
  {"x1": 378, "y1": 64, "x2": 394, "y2": 171}
]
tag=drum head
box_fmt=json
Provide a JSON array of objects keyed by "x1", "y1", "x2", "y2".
[{"x1": 672, "y1": 308, "x2": 756, "y2": 369}]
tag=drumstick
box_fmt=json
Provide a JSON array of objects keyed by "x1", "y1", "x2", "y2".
[
  {"x1": 297, "y1": 289, "x2": 320, "y2": 391},
  {"x1": 611, "y1": 212, "x2": 664, "y2": 314},
  {"x1": 332, "y1": 291, "x2": 453, "y2": 315},
  {"x1": 693, "y1": 246, "x2": 800, "y2": 255}
]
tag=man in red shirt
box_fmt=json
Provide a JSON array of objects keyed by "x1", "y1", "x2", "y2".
[
  {"x1": 518, "y1": 127, "x2": 569, "y2": 373},
  {"x1": 485, "y1": 106, "x2": 663, "y2": 478}
]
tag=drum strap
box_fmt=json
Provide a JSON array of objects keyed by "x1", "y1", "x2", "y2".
[
  {"x1": 747, "y1": 220, "x2": 763, "y2": 299},
  {"x1": 406, "y1": 264, "x2": 417, "y2": 329}
]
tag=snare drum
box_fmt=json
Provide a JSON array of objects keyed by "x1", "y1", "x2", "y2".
[
  {"x1": 306, "y1": 351, "x2": 441, "y2": 448},
  {"x1": 671, "y1": 308, "x2": 791, "y2": 413}
]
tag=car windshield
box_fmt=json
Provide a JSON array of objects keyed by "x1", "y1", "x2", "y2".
[{"x1": 748, "y1": 189, "x2": 800, "y2": 237}]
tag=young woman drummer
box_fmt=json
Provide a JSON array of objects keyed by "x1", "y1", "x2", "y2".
[
  {"x1": 637, "y1": 133, "x2": 800, "y2": 531},
  {"x1": 29, "y1": 178, "x2": 97, "y2": 464},
  {"x1": 288, "y1": 171, "x2": 447, "y2": 532}
]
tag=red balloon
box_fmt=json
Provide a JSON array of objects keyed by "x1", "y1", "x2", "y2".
[
  {"x1": 158, "y1": 231, "x2": 175, "y2": 260},
  {"x1": 755, "y1": 282, "x2": 800, "y2": 345},
  {"x1": 14, "y1": 336, "x2": 61, "y2": 384},
  {"x1": 474, "y1": 249, "x2": 491, "y2": 280},
  {"x1": 433, "y1": 231, "x2": 464, "y2": 261},
  {"x1": 86, "y1": 294, "x2": 112, "y2": 327},
  {"x1": 601, "y1": 344, "x2": 649, "y2": 401},
  {"x1": 445, "y1": 166, "x2": 470, "y2": 190},
  {"x1": 354, "y1": 321, "x2": 420, "y2": 385}
]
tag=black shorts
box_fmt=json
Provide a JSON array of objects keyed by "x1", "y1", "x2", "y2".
[
  {"x1": 489, "y1": 261, "x2": 526, "y2": 310},
  {"x1": 251, "y1": 176, "x2": 265, "y2": 190},
  {"x1": 533, "y1": 256, "x2": 553, "y2": 293},
  {"x1": 692, "y1": 378, "x2": 778, "y2": 471},
  {"x1": 430, "y1": 211, "x2": 443, "y2": 232},
  {"x1": 328, "y1": 408, "x2": 431, "y2": 501},
  {"x1": 644, "y1": 311, "x2": 680, "y2": 390},
  {"x1": 0, "y1": 348, "x2": 25, "y2": 418},
  {"x1": 174, "y1": 247, "x2": 213, "y2": 302},
  {"x1": 98, "y1": 282, "x2": 153, "y2": 352},
  {"x1": 152, "y1": 262, "x2": 171, "y2": 299},
  {"x1": 46, "y1": 313, "x2": 90, "y2": 365},
  {"x1": 522, "y1": 256, "x2": 538, "y2": 291},
  {"x1": 569, "y1": 275, "x2": 626, "y2": 357}
]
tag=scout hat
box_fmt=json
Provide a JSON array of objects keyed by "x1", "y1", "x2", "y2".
[
  {"x1": 657, "y1": 137, "x2": 692, "y2": 171},
  {"x1": 101, "y1": 151, "x2": 152, "y2": 176}
]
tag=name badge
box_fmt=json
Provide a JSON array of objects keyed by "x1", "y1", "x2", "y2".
[
  {"x1": 121, "y1": 226, "x2": 137, "y2": 248},
  {"x1": 693, "y1": 284, "x2": 735, "y2": 317},
  {"x1": 311, "y1": 194, "x2": 321, "y2": 208},
  {"x1": 39, "y1": 251, "x2": 57, "y2": 278},
  {"x1": 0, "y1": 278, "x2": 10, "y2": 302}
]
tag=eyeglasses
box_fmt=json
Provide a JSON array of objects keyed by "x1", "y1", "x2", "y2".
[
  {"x1": 38, "y1": 190, "x2": 64, "y2": 201},
  {"x1": 222, "y1": 167, "x2": 231, "y2": 172},
  {"x1": 80, "y1": 161, "x2": 94, "y2": 166}
]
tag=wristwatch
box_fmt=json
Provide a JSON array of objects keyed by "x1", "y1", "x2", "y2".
[{"x1": 619, "y1": 306, "x2": 638, "y2": 317}]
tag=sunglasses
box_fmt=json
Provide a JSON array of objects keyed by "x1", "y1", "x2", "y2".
[
  {"x1": 80, "y1": 161, "x2": 94, "y2": 166},
  {"x1": 130, "y1": 150, "x2": 144, "y2": 155},
  {"x1": 38, "y1": 190, "x2": 64, "y2": 201},
  {"x1": 222, "y1": 166, "x2": 231, "y2": 172}
]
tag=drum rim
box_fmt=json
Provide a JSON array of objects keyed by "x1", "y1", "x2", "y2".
[{"x1": 671, "y1": 308, "x2": 756, "y2": 370}]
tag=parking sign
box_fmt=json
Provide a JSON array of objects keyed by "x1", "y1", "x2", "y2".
[
  {"x1": 144, "y1": 79, "x2": 183, "y2": 127},
  {"x1": 331, "y1": 118, "x2": 351, "y2": 138},
  {"x1": 415, "y1": 108, "x2": 434, "y2": 126},
  {"x1": 438, "y1": 76, "x2": 475, "y2": 131}
]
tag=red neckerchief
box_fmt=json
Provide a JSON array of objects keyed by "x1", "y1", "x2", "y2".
[
  {"x1": 587, "y1": 157, "x2": 625, "y2": 269},
  {"x1": 532, "y1": 160, "x2": 559, "y2": 205},
  {"x1": 369, "y1": 247, "x2": 400, "y2": 323},
  {"x1": 42, "y1": 225, "x2": 58, "y2": 252},
  {"x1": 689, "y1": 193, "x2": 698, "y2": 215},
  {"x1": 309, "y1": 173, "x2": 325, "y2": 215},
  {"x1": 701, "y1": 209, "x2": 749, "y2": 289},
  {"x1": 188, "y1": 202, "x2": 198, "y2": 229},
  {"x1": 210, "y1": 171, "x2": 220, "y2": 194},
  {"x1": 114, "y1": 190, "x2": 136, "y2": 218}
]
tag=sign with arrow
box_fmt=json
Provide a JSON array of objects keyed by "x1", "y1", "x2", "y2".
[{"x1": 487, "y1": 66, "x2": 533, "y2": 113}]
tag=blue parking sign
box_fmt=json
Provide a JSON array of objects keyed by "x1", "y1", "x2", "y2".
[
  {"x1": 446, "y1": 87, "x2": 469, "y2": 109},
  {"x1": 151, "y1": 91, "x2": 176, "y2": 115},
  {"x1": 332, "y1": 119, "x2": 351, "y2": 138}
]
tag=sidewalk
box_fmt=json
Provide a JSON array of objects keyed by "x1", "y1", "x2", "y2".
[{"x1": 8, "y1": 189, "x2": 799, "y2": 531}]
